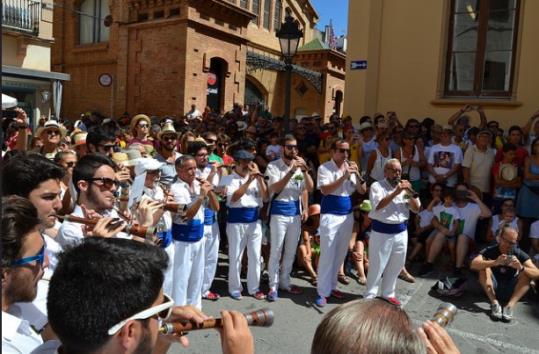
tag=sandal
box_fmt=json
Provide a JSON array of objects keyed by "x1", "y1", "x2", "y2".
[
  {"x1": 357, "y1": 276, "x2": 367, "y2": 285},
  {"x1": 338, "y1": 274, "x2": 351, "y2": 285},
  {"x1": 398, "y1": 270, "x2": 416, "y2": 283}
]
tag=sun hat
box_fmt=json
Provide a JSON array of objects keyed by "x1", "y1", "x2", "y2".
[
  {"x1": 130, "y1": 114, "x2": 151, "y2": 131},
  {"x1": 124, "y1": 149, "x2": 143, "y2": 167},
  {"x1": 111, "y1": 152, "x2": 129, "y2": 166},
  {"x1": 358, "y1": 122, "x2": 373, "y2": 132},
  {"x1": 134, "y1": 158, "x2": 164, "y2": 176},
  {"x1": 36, "y1": 120, "x2": 67, "y2": 138},
  {"x1": 158, "y1": 122, "x2": 178, "y2": 140}
]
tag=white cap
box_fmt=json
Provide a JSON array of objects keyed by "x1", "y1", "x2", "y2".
[{"x1": 134, "y1": 158, "x2": 164, "y2": 176}]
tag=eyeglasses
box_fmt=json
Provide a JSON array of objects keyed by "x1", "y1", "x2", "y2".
[
  {"x1": 161, "y1": 135, "x2": 177, "y2": 141},
  {"x1": 11, "y1": 245, "x2": 45, "y2": 267},
  {"x1": 98, "y1": 143, "x2": 116, "y2": 151},
  {"x1": 47, "y1": 130, "x2": 61, "y2": 136},
  {"x1": 387, "y1": 167, "x2": 402, "y2": 173},
  {"x1": 285, "y1": 145, "x2": 298, "y2": 150},
  {"x1": 107, "y1": 293, "x2": 174, "y2": 336},
  {"x1": 65, "y1": 161, "x2": 76, "y2": 168},
  {"x1": 337, "y1": 148, "x2": 350, "y2": 154},
  {"x1": 87, "y1": 177, "x2": 120, "y2": 189}
]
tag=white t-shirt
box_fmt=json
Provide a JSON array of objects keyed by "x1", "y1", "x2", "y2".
[
  {"x1": 220, "y1": 172, "x2": 263, "y2": 208},
  {"x1": 427, "y1": 143, "x2": 463, "y2": 187},
  {"x1": 433, "y1": 204, "x2": 461, "y2": 231},
  {"x1": 170, "y1": 179, "x2": 204, "y2": 224},
  {"x1": 529, "y1": 220, "x2": 539, "y2": 239},
  {"x1": 455, "y1": 202, "x2": 482, "y2": 238},
  {"x1": 418, "y1": 209, "x2": 434, "y2": 228},
  {"x1": 369, "y1": 178, "x2": 419, "y2": 223},
  {"x1": 317, "y1": 159, "x2": 358, "y2": 196},
  {"x1": 265, "y1": 158, "x2": 304, "y2": 202},
  {"x1": 491, "y1": 214, "x2": 519, "y2": 237}
]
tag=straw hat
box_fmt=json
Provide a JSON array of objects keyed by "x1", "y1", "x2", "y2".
[
  {"x1": 36, "y1": 120, "x2": 67, "y2": 138},
  {"x1": 71, "y1": 131, "x2": 87, "y2": 146},
  {"x1": 158, "y1": 122, "x2": 178, "y2": 140},
  {"x1": 130, "y1": 114, "x2": 151, "y2": 131},
  {"x1": 111, "y1": 152, "x2": 129, "y2": 166}
]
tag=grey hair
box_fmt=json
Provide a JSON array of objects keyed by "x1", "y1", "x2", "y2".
[
  {"x1": 175, "y1": 154, "x2": 195, "y2": 169},
  {"x1": 311, "y1": 298, "x2": 426, "y2": 354},
  {"x1": 385, "y1": 158, "x2": 401, "y2": 169}
]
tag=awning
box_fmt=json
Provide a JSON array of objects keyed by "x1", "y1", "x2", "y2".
[
  {"x1": 2, "y1": 93, "x2": 18, "y2": 109},
  {"x1": 2, "y1": 65, "x2": 70, "y2": 81}
]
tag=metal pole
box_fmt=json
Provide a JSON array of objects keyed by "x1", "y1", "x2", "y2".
[{"x1": 284, "y1": 61, "x2": 292, "y2": 134}]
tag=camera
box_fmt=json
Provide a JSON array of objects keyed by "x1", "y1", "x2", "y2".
[{"x1": 455, "y1": 189, "x2": 468, "y2": 199}]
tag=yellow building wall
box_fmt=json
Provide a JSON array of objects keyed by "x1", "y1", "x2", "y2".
[{"x1": 345, "y1": 0, "x2": 539, "y2": 128}]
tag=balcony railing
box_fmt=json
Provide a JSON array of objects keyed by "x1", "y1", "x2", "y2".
[{"x1": 2, "y1": 0, "x2": 40, "y2": 35}]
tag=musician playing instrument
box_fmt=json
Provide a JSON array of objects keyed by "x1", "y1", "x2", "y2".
[
  {"x1": 265, "y1": 135, "x2": 313, "y2": 301},
  {"x1": 364, "y1": 159, "x2": 420, "y2": 305},
  {"x1": 315, "y1": 139, "x2": 367, "y2": 307}
]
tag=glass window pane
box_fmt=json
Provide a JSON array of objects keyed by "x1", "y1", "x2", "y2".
[
  {"x1": 240, "y1": 0, "x2": 248, "y2": 8},
  {"x1": 99, "y1": 0, "x2": 110, "y2": 42},
  {"x1": 454, "y1": 0, "x2": 479, "y2": 14},
  {"x1": 451, "y1": 13, "x2": 479, "y2": 51},
  {"x1": 263, "y1": 0, "x2": 271, "y2": 29},
  {"x1": 274, "y1": 0, "x2": 282, "y2": 31},
  {"x1": 482, "y1": 51, "x2": 512, "y2": 91},
  {"x1": 485, "y1": 8, "x2": 516, "y2": 51},
  {"x1": 80, "y1": 0, "x2": 95, "y2": 44},
  {"x1": 448, "y1": 52, "x2": 476, "y2": 92},
  {"x1": 252, "y1": 0, "x2": 260, "y2": 23}
]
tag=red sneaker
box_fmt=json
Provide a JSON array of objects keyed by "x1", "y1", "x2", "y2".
[
  {"x1": 202, "y1": 291, "x2": 220, "y2": 301},
  {"x1": 331, "y1": 290, "x2": 344, "y2": 299},
  {"x1": 252, "y1": 291, "x2": 266, "y2": 300},
  {"x1": 385, "y1": 297, "x2": 402, "y2": 306}
]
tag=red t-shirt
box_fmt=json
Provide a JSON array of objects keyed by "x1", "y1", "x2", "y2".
[{"x1": 495, "y1": 146, "x2": 528, "y2": 169}]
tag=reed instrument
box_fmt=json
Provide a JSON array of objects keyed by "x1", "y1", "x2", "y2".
[{"x1": 58, "y1": 215, "x2": 156, "y2": 239}]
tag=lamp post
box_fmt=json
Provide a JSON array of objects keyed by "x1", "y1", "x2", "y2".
[{"x1": 276, "y1": 7, "x2": 303, "y2": 134}]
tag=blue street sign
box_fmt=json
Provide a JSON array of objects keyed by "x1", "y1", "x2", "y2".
[{"x1": 350, "y1": 60, "x2": 368, "y2": 70}]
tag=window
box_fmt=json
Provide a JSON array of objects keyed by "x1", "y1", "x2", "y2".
[
  {"x1": 79, "y1": 0, "x2": 110, "y2": 44},
  {"x1": 240, "y1": 0, "x2": 248, "y2": 9},
  {"x1": 263, "y1": 0, "x2": 271, "y2": 29},
  {"x1": 251, "y1": 0, "x2": 260, "y2": 24},
  {"x1": 274, "y1": 0, "x2": 282, "y2": 31},
  {"x1": 444, "y1": 0, "x2": 520, "y2": 97}
]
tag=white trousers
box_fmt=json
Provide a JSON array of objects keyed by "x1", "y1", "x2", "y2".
[
  {"x1": 172, "y1": 239, "x2": 205, "y2": 309},
  {"x1": 317, "y1": 213, "x2": 354, "y2": 297},
  {"x1": 364, "y1": 229, "x2": 408, "y2": 299},
  {"x1": 163, "y1": 243, "x2": 175, "y2": 296},
  {"x1": 226, "y1": 221, "x2": 262, "y2": 295},
  {"x1": 268, "y1": 214, "x2": 301, "y2": 290},
  {"x1": 201, "y1": 222, "x2": 220, "y2": 295}
]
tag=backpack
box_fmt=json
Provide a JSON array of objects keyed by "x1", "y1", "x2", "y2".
[{"x1": 431, "y1": 276, "x2": 467, "y2": 297}]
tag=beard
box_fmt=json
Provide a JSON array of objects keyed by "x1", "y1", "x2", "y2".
[
  {"x1": 283, "y1": 152, "x2": 295, "y2": 161},
  {"x1": 6, "y1": 268, "x2": 40, "y2": 303},
  {"x1": 133, "y1": 323, "x2": 154, "y2": 354},
  {"x1": 388, "y1": 176, "x2": 400, "y2": 187},
  {"x1": 87, "y1": 185, "x2": 113, "y2": 211}
]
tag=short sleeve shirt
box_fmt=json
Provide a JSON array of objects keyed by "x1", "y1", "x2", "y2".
[{"x1": 480, "y1": 244, "x2": 529, "y2": 280}]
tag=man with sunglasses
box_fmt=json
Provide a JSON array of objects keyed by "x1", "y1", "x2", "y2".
[
  {"x1": 34, "y1": 120, "x2": 66, "y2": 160},
  {"x1": 57, "y1": 154, "x2": 133, "y2": 247},
  {"x1": 2, "y1": 196, "x2": 49, "y2": 353},
  {"x1": 315, "y1": 139, "x2": 367, "y2": 307},
  {"x1": 86, "y1": 125, "x2": 117, "y2": 158},
  {"x1": 32, "y1": 237, "x2": 253, "y2": 354},
  {"x1": 155, "y1": 122, "x2": 182, "y2": 186},
  {"x1": 471, "y1": 226, "x2": 535, "y2": 322},
  {"x1": 202, "y1": 131, "x2": 224, "y2": 165},
  {"x1": 265, "y1": 134, "x2": 314, "y2": 301}
]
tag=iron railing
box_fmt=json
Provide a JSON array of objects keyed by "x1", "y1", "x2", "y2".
[{"x1": 2, "y1": 0, "x2": 40, "y2": 34}]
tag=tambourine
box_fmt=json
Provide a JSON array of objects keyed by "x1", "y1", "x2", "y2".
[{"x1": 500, "y1": 163, "x2": 517, "y2": 181}]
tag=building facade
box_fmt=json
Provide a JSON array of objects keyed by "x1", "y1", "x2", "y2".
[
  {"x1": 2, "y1": 0, "x2": 70, "y2": 126},
  {"x1": 52, "y1": 0, "x2": 345, "y2": 120},
  {"x1": 344, "y1": 0, "x2": 539, "y2": 127}
]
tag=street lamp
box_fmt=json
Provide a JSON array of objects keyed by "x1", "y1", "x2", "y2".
[{"x1": 276, "y1": 7, "x2": 303, "y2": 133}]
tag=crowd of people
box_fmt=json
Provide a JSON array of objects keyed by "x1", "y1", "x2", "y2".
[{"x1": 2, "y1": 103, "x2": 539, "y2": 353}]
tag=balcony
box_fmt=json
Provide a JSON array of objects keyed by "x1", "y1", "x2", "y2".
[{"x1": 2, "y1": 0, "x2": 40, "y2": 35}]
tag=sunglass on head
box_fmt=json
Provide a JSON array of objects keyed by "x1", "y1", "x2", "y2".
[
  {"x1": 87, "y1": 177, "x2": 120, "y2": 189},
  {"x1": 11, "y1": 245, "x2": 45, "y2": 267},
  {"x1": 107, "y1": 293, "x2": 174, "y2": 336}
]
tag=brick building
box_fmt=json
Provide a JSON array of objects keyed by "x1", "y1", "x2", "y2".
[{"x1": 52, "y1": 0, "x2": 345, "y2": 120}]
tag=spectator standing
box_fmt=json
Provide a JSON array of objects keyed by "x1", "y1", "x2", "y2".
[
  {"x1": 427, "y1": 125, "x2": 463, "y2": 188},
  {"x1": 462, "y1": 129, "x2": 496, "y2": 202}
]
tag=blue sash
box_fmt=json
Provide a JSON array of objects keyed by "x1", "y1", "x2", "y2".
[
  {"x1": 158, "y1": 229, "x2": 173, "y2": 248},
  {"x1": 204, "y1": 208, "x2": 216, "y2": 225},
  {"x1": 371, "y1": 219, "x2": 408, "y2": 234},
  {"x1": 227, "y1": 207, "x2": 259, "y2": 223},
  {"x1": 320, "y1": 195, "x2": 352, "y2": 215},
  {"x1": 270, "y1": 200, "x2": 300, "y2": 216},
  {"x1": 172, "y1": 220, "x2": 204, "y2": 242}
]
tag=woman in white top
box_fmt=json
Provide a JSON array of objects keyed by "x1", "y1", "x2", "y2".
[
  {"x1": 367, "y1": 132, "x2": 392, "y2": 183},
  {"x1": 395, "y1": 133, "x2": 426, "y2": 192}
]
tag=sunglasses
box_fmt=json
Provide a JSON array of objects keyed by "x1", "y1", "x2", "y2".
[
  {"x1": 138, "y1": 123, "x2": 149, "y2": 128},
  {"x1": 161, "y1": 135, "x2": 177, "y2": 141},
  {"x1": 285, "y1": 145, "x2": 298, "y2": 150},
  {"x1": 205, "y1": 139, "x2": 217, "y2": 144},
  {"x1": 107, "y1": 293, "x2": 174, "y2": 335},
  {"x1": 98, "y1": 143, "x2": 116, "y2": 151},
  {"x1": 338, "y1": 148, "x2": 350, "y2": 154},
  {"x1": 65, "y1": 161, "x2": 76, "y2": 168},
  {"x1": 11, "y1": 244, "x2": 45, "y2": 267},
  {"x1": 87, "y1": 177, "x2": 120, "y2": 189},
  {"x1": 47, "y1": 130, "x2": 61, "y2": 136}
]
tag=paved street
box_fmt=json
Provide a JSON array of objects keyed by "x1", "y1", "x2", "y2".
[{"x1": 169, "y1": 254, "x2": 539, "y2": 354}]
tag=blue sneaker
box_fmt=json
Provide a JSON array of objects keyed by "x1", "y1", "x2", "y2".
[
  {"x1": 267, "y1": 290, "x2": 278, "y2": 302},
  {"x1": 230, "y1": 291, "x2": 243, "y2": 300},
  {"x1": 315, "y1": 295, "x2": 327, "y2": 307}
]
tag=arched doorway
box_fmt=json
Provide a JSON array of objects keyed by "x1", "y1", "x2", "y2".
[
  {"x1": 244, "y1": 77, "x2": 267, "y2": 107},
  {"x1": 334, "y1": 90, "x2": 343, "y2": 116},
  {"x1": 207, "y1": 58, "x2": 227, "y2": 113}
]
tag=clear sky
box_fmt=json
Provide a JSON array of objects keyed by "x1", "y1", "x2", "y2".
[{"x1": 310, "y1": 0, "x2": 349, "y2": 36}]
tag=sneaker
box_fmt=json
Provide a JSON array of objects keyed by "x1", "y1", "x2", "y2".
[
  {"x1": 230, "y1": 291, "x2": 243, "y2": 300},
  {"x1": 331, "y1": 290, "x2": 345, "y2": 299},
  {"x1": 315, "y1": 295, "x2": 327, "y2": 307},
  {"x1": 267, "y1": 290, "x2": 278, "y2": 302},
  {"x1": 502, "y1": 306, "x2": 513, "y2": 322},
  {"x1": 385, "y1": 297, "x2": 402, "y2": 306},
  {"x1": 280, "y1": 285, "x2": 303, "y2": 295},
  {"x1": 490, "y1": 303, "x2": 502, "y2": 320},
  {"x1": 202, "y1": 291, "x2": 220, "y2": 301},
  {"x1": 252, "y1": 290, "x2": 266, "y2": 300}
]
